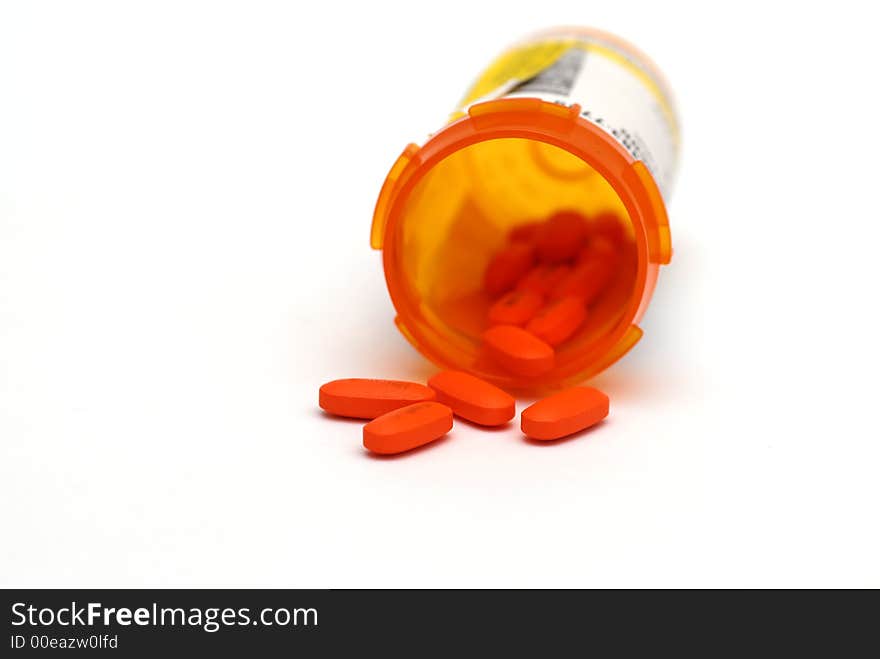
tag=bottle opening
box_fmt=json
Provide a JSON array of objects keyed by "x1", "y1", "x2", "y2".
[{"x1": 384, "y1": 136, "x2": 644, "y2": 389}]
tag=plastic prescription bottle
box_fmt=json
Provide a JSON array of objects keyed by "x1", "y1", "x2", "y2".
[{"x1": 370, "y1": 27, "x2": 680, "y2": 391}]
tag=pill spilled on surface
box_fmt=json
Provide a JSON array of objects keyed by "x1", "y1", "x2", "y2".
[
  {"x1": 319, "y1": 378, "x2": 436, "y2": 419},
  {"x1": 318, "y1": 376, "x2": 611, "y2": 456},
  {"x1": 363, "y1": 401, "x2": 454, "y2": 455},
  {"x1": 521, "y1": 386, "x2": 609, "y2": 441},
  {"x1": 428, "y1": 370, "x2": 515, "y2": 426}
]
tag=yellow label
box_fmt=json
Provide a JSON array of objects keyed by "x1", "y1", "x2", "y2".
[
  {"x1": 453, "y1": 30, "x2": 681, "y2": 195},
  {"x1": 457, "y1": 39, "x2": 578, "y2": 110}
]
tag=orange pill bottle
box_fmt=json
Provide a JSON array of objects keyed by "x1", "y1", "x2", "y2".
[{"x1": 370, "y1": 27, "x2": 680, "y2": 391}]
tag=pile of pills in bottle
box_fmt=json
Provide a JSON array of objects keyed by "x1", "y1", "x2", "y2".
[{"x1": 482, "y1": 209, "x2": 626, "y2": 377}]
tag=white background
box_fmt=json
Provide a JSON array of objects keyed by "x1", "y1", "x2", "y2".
[{"x1": 2, "y1": 1, "x2": 879, "y2": 588}]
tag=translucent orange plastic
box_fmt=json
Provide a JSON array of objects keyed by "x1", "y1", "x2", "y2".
[{"x1": 370, "y1": 32, "x2": 674, "y2": 393}]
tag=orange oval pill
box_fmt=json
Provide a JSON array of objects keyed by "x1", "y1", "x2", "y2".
[
  {"x1": 487, "y1": 289, "x2": 544, "y2": 326},
  {"x1": 319, "y1": 378, "x2": 436, "y2": 419},
  {"x1": 576, "y1": 235, "x2": 619, "y2": 266},
  {"x1": 536, "y1": 210, "x2": 589, "y2": 263},
  {"x1": 526, "y1": 296, "x2": 587, "y2": 346},
  {"x1": 483, "y1": 243, "x2": 535, "y2": 296},
  {"x1": 516, "y1": 263, "x2": 571, "y2": 296},
  {"x1": 508, "y1": 221, "x2": 542, "y2": 243},
  {"x1": 521, "y1": 386, "x2": 609, "y2": 440},
  {"x1": 588, "y1": 211, "x2": 627, "y2": 246},
  {"x1": 363, "y1": 401, "x2": 453, "y2": 455},
  {"x1": 552, "y1": 259, "x2": 615, "y2": 305},
  {"x1": 427, "y1": 370, "x2": 515, "y2": 426},
  {"x1": 482, "y1": 325, "x2": 555, "y2": 377}
]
